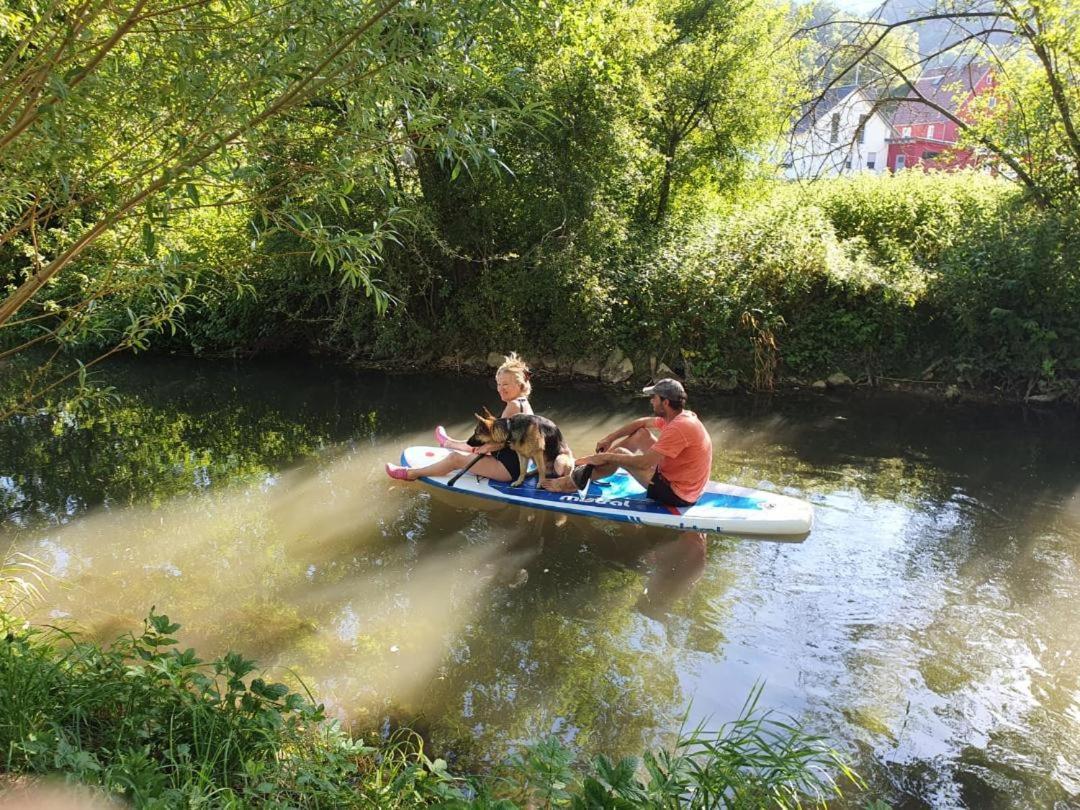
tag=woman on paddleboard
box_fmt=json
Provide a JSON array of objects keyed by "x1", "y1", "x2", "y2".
[
  {"x1": 437, "y1": 352, "x2": 533, "y2": 450},
  {"x1": 385, "y1": 353, "x2": 574, "y2": 483}
]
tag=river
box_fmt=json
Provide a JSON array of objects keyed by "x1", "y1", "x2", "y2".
[{"x1": 2, "y1": 356, "x2": 1078, "y2": 808}]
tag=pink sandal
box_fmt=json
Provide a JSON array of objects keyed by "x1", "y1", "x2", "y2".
[
  {"x1": 434, "y1": 426, "x2": 450, "y2": 447},
  {"x1": 385, "y1": 463, "x2": 411, "y2": 481}
]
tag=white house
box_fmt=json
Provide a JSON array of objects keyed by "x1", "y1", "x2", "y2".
[{"x1": 782, "y1": 85, "x2": 891, "y2": 179}]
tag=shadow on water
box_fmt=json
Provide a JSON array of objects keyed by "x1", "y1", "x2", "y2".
[{"x1": 2, "y1": 355, "x2": 1079, "y2": 807}]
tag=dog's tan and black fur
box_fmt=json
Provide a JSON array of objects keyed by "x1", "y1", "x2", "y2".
[{"x1": 467, "y1": 407, "x2": 569, "y2": 487}]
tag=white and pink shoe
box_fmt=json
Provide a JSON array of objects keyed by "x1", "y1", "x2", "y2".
[
  {"x1": 385, "y1": 463, "x2": 411, "y2": 481},
  {"x1": 434, "y1": 426, "x2": 450, "y2": 447}
]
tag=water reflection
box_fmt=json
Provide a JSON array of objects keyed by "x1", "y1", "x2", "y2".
[
  {"x1": 636, "y1": 533, "x2": 708, "y2": 621},
  {"x1": 2, "y1": 356, "x2": 1079, "y2": 807}
]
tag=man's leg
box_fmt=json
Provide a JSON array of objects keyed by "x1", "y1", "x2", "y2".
[
  {"x1": 542, "y1": 428, "x2": 656, "y2": 492},
  {"x1": 584, "y1": 428, "x2": 655, "y2": 481}
]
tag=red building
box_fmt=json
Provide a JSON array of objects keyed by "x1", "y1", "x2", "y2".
[{"x1": 886, "y1": 63, "x2": 994, "y2": 172}]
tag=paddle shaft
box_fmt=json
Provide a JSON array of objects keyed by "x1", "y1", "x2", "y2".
[{"x1": 447, "y1": 451, "x2": 486, "y2": 487}]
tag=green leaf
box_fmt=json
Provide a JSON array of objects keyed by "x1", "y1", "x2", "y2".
[{"x1": 142, "y1": 222, "x2": 156, "y2": 257}]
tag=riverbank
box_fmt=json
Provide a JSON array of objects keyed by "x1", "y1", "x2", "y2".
[
  {"x1": 5, "y1": 173, "x2": 1078, "y2": 409},
  {"x1": 128, "y1": 175, "x2": 1080, "y2": 406},
  {"x1": 0, "y1": 608, "x2": 859, "y2": 808},
  {"x1": 311, "y1": 349, "x2": 1079, "y2": 409}
]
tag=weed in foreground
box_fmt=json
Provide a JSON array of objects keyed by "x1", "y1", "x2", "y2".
[{"x1": 0, "y1": 611, "x2": 863, "y2": 807}]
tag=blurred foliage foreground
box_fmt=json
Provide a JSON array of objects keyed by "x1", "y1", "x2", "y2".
[{"x1": 0, "y1": 602, "x2": 861, "y2": 809}]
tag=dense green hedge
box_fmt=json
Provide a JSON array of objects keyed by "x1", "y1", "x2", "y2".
[
  {"x1": 10, "y1": 173, "x2": 1078, "y2": 400},
  {"x1": 804, "y1": 173, "x2": 1080, "y2": 391},
  {"x1": 163, "y1": 172, "x2": 1076, "y2": 399}
]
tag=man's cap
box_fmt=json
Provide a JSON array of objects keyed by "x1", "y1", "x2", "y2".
[{"x1": 642, "y1": 378, "x2": 686, "y2": 400}]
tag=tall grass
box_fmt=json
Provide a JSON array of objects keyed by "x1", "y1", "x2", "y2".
[
  {"x1": 0, "y1": 611, "x2": 864, "y2": 807},
  {"x1": 500, "y1": 685, "x2": 859, "y2": 808},
  {"x1": 0, "y1": 548, "x2": 48, "y2": 623}
]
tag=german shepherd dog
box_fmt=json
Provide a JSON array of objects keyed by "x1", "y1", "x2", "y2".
[{"x1": 467, "y1": 407, "x2": 569, "y2": 488}]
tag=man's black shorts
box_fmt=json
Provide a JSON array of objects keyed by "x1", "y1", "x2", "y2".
[{"x1": 646, "y1": 470, "x2": 695, "y2": 507}]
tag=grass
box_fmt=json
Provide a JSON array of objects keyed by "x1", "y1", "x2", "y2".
[
  {"x1": 506, "y1": 685, "x2": 861, "y2": 809},
  {"x1": 0, "y1": 608, "x2": 864, "y2": 808}
]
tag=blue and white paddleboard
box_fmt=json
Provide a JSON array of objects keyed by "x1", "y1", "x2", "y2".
[{"x1": 400, "y1": 446, "x2": 813, "y2": 537}]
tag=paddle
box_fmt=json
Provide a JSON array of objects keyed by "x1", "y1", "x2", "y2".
[{"x1": 448, "y1": 451, "x2": 486, "y2": 487}]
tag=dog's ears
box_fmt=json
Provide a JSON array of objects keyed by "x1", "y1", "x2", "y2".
[
  {"x1": 474, "y1": 407, "x2": 495, "y2": 423},
  {"x1": 480, "y1": 406, "x2": 495, "y2": 419}
]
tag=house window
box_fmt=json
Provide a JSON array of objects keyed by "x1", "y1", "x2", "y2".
[
  {"x1": 857, "y1": 114, "x2": 868, "y2": 143},
  {"x1": 902, "y1": 126, "x2": 911, "y2": 137},
  {"x1": 781, "y1": 150, "x2": 794, "y2": 169},
  {"x1": 927, "y1": 124, "x2": 935, "y2": 139},
  {"x1": 922, "y1": 150, "x2": 941, "y2": 161},
  {"x1": 988, "y1": 96, "x2": 997, "y2": 108},
  {"x1": 867, "y1": 151, "x2": 877, "y2": 169},
  {"x1": 895, "y1": 154, "x2": 906, "y2": 170},
  {"x1": 844, "y1": 159, "x2": 852, "y2": 170},
  {"x1": 830, "y1": 113, "x2": 840, "y2": 143}
]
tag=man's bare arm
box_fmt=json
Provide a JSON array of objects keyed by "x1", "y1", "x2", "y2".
[
  {"x1": 595, "y1": 417, "x2": 654, "y2": 452},
  {"x1": 583, "y1": 447, "x2": 665, "y2": 470}
]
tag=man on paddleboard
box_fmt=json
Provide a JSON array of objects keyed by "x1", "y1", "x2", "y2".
[{"x1": 541, "y1": 379, "x2": 713, "y2": 507}]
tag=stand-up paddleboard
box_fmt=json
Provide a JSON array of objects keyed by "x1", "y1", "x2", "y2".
[{"x1": 399, "y1": 446, "x2": 813, "y2": 536}]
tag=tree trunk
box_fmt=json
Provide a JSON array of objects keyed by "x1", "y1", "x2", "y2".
[{"x1": 653, "y1": 131, "x2": 679, "y2": 224}]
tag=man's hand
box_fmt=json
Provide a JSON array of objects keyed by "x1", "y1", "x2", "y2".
[
  {"x1": 594, "y1": 438, "x2": 612, "y2": 453},
  {"x1": 576, "y1": 453, "x2": 604, "y2": 467},
  {"x1": 472, "y1": 443, "x2": 500, "y2": 455}
]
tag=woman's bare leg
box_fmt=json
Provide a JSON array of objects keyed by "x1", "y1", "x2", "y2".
[
  {"x1": 435, "y1": 425, "x2": 473, "y2": 452},
  {"x1": 404, "y1": 451, "x2": 512, "y2": 482}
]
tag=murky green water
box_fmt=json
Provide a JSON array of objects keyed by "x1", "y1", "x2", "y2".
[{"x1": 2, "y1": 357, "x2": 1079, "y2": 808}]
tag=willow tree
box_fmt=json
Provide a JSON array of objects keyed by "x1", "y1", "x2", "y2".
[{"x1": 0, "y1": 0, "x2": 523, "y2": 409}]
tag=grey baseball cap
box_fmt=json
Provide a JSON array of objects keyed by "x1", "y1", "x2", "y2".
[{"x1": 642, "y1": 378, "x2": 686, "y2": 400}]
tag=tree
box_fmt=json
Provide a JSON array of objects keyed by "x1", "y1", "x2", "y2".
[
  {"x1": 0, "y1": 0, "x2": 525, "y2": 410},
  {"x1": 644, "y1": 0, "x2": 798, "y2": 222}
]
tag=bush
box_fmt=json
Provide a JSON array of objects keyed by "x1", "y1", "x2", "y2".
[
  {"x1": 0, "y1": 611, "x2": 863, "y2": 808},
  {"x1": 12, "y1": 172, "x2": 1078, "y2": 400},
  {"x1": 0, "y1": 611, "x2": 467, "y2": 807}
]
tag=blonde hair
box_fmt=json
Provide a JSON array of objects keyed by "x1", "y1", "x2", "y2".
[{"x1": 496, "y1": 352, "x2": 532, "y2": 396}]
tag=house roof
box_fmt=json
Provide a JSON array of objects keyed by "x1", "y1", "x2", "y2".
[
  {"x1": 793, "y1": 85, "x2": 860, "y2": 134},
  {"x1": 889, "y1": 62, "x2": 991, "y2": 126}
]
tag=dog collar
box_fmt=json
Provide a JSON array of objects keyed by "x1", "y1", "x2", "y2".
[{"x1": 495, "y1": 417, "x2": 512, "y2": 446}]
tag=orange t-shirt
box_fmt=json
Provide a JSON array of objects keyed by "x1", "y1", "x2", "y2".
[{"x1": 652, "y1": 411, "x2": 713, "y2": 503}]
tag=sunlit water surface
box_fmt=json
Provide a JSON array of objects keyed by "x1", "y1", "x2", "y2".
[{"x1": 2, "y1": 357, "x2": 1078, "y2": 808}]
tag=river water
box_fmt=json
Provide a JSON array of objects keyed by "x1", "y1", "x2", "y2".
[{"x1": 2, "y1": 357, "x2": 1078, "y2": 808}]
